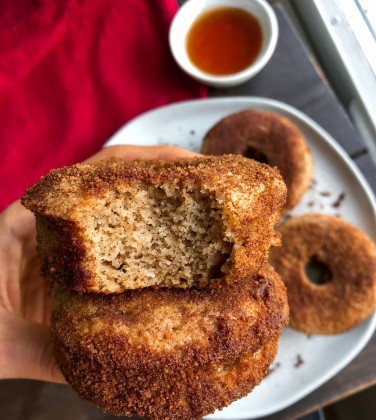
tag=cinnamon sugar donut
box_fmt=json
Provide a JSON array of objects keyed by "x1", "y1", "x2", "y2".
[
  {"x1": 269, "y1": 214, "x2": 376, "y2": 334},
  {"x1": 22, "y1": 155, "x2": 286, "y2": 293},
  {"x1": 51, "y1": 265, "x2": 288, "y2": 418},
  {"x1": 201, "y1": 109, "x2": 313, "y2": 213}
]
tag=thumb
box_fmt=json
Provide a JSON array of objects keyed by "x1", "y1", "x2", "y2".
[
  {"x1": 85, "y1": 144, "x2": 199, "y2": 163},
  {"x1": 0, "y1": 311, "x2": 65, "y2": 383}
]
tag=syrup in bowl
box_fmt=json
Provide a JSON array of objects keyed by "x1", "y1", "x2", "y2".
[{"x1": 186, "y1": 6, "x2": 263, "y2": 76}]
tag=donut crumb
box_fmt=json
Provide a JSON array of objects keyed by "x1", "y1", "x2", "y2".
[
  {"x1": 266, "y1": 361, "x2": 281, "y2": 376},
  {"x1": 332, "y1": 192, "x2": 346, "y2": 208},
  {"x1": 309, "y1": 179, "x2": 318, "y2": 189},
  {"x1": 294, "y1": 354, "x2": 304, "y2": 368}
]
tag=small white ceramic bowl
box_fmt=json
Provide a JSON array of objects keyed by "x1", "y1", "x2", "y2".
[{"x1": 169, "y1": 0, "x2": 278, "y2": 88}]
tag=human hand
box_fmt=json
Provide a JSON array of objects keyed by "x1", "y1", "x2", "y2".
[{"x1": 0, "y1": 145, "x2": 197, "y2": 382}]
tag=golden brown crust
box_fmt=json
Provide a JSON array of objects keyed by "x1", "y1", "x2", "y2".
[
  {"x1": 54, "y1": 333, "x2": 280, "y2": 420},
  {"x1": 201, "y1": 109, "x2": 313, "y2": 213},
  {"x1": 51, "y1": 265, "x2": 288, "y2": 372},
  {"x1": 269, "y1": 214, "x2": 376, "y2": 334},
  {"x1": 22, "y1": 155, "x2": 285, "y2": 217},
  {"x1": 21, "y1": 155, "x2": 287, "y2": 292}
]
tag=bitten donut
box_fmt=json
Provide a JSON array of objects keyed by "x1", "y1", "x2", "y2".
[
  {"x1": 201, "y1": 109, "x2": 313, "y2": 213},
  {"x1": 269, "y1": 214, "x2": 376, "y2": 334},
  {"x1": 22, "y1": 155, "x2": 286, "y2": 293}
]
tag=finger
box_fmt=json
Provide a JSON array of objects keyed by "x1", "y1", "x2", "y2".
[
  {"x1": 1, "y1": 200, "x2": 35, "y2": 239},
  {"x1": 85, "y1": 145, "x2": 199, "y2": 163},
  {"x1": 0, "y1": 201, "x2": 39, "y2": 315},
  {"x1": 0, "y1": 312, "x2": 65, "y2": 383}
]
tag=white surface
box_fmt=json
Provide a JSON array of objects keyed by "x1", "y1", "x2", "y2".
[
  {"x1": 169, "y1": 0, "x2": 278, "y2": 87},
  {"x1": 106, "y1": 97, "x2": 376, "y2": 419}
]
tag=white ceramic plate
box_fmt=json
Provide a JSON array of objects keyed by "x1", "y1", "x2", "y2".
[{"x1": 106, "y1": 97, "x2": 376, "y2": 419}]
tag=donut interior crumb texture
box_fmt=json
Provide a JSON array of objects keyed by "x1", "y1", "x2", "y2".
[
  {"x1": 21, "y1": 155, "x2": 287, "y2": 292},
  {"x1": 56, "y1": 187, "x2": 231, "y2": 290}
]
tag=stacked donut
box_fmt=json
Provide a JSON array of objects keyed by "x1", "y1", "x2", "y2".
[
  {"x1": 22, "y1": 155, "x2": 289, "y2": 419},
  {"x1": 203, "y1": 110, "x2": 376, "y2": 334}
]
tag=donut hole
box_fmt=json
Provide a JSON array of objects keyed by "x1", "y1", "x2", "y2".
[
  {"x1": 244, "y1": 146, "x2": 269, "y2": 165},
  {"x1": 305, "y1": 256, "x2": 332, "y2": 285}
]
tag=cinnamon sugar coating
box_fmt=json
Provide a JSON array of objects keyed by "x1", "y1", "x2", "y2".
[
  {"x1": 269, "y1": 214, "x2": 376, "y2": 334},
  {"x1": 51, "y1": 265, "x2": 288, "y2": 419},
  {"x1": 22, "y1": 155, "x2": 286, "y2": 292},
  {"x1": 201, "y1": 109, "x2": 313, "y2": 213},
  {"x1": 55, "y1": 334, "x2": 279, "y2": 420}
]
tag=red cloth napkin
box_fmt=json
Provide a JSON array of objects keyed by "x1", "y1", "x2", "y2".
[{"x1": 0, "y1": 0, "x2": 207, "y2": 211}]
